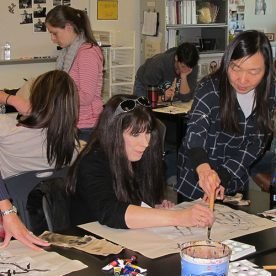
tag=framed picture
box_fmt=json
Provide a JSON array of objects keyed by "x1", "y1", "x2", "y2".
[{"x1": 265, "y1": 33, "x2": 275, "y2": 41}]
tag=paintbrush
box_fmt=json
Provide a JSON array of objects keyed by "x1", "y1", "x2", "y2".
[
  {"x1": 263, "y1": 266, "x2": 276, "y2": 270},
  {"x1": 170, "y1": 78, "x2": 177, "y2": 105},
  {"x1": 207, "y1": 191, "x2": 215, "y2": 240}
]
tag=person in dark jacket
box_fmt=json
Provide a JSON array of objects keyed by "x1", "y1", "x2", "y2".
[
  {"x1": 67, "y1": 94, "x2": 214, "y2": 229},
  {"x1": 177, "y1": 30, "x2": 275, "y2": 201},
  {"x1": 134, "y1": 43, "x2": 199, "y2": 102}
]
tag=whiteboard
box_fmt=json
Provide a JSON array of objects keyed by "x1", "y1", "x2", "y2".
[{"x1": 0, "y1": 0, "x2": 90, "y2": 59}]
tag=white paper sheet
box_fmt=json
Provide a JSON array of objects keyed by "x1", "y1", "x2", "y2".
[
  {"x1": 79, "y1": 202, "x2": 276, "y2": 259},
  {"x1": 0, "y1": 240, "x2": 87, "y2": 275},
  {"x1": 142, "y1": 11, "x2": 158, "y2": 36}
]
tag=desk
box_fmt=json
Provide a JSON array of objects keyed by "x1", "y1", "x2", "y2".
[
  {"x1": 153, "y1": 101, "x2": 192, "y2": 151},
  {"x1": 48, "y1": 190, "x2": 276, "y2": 276}
]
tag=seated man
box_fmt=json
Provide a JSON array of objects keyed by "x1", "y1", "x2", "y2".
[{"x1": 134, "y1": 42, "x2": 199, "y2": 102}]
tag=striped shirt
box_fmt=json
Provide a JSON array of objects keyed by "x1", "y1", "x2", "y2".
[
  {"x1": 176, "y1": 76, "x2": 275, "y2": 200},
  {"x1": 69, "y1": 44, "x2": 104, "y2": 129}
]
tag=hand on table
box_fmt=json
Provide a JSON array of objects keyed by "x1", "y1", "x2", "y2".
[{"x1": 0, "y1": 213, "x2": 50, "y2": 251}]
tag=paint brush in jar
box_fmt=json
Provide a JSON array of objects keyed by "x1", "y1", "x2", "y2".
[{"x1": 207, "y1": 191, "x2": 215, "y2": 240}]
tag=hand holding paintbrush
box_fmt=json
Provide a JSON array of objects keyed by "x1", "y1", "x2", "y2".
[{"x1": 207, "y1": 191, "x2": 215, "y2": 240}]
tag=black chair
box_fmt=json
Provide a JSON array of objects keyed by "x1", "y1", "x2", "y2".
[
  {"x1": 156, "y1": 118, "x2": 167, "y2": 159},
  {"x1": 4, "y1": 168, "x2": 68, "y2": 234}
]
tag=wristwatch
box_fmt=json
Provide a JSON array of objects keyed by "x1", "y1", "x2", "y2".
[{"x1": 0, "y1": 205, "x2": 17, "y2": 216}]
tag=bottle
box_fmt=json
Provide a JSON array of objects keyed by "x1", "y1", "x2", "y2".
[
  {"x1": 0, "y1": 104, "x2": 5, "y2": 114},
  {"x1": 3, "y1": 42, "x2": 11, "y2": 60},
  {"x1": 147, "y1": 85, "x2": 159, "y2": 108}
]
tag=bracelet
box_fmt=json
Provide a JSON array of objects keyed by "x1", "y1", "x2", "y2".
[
  {"x1": 0, "y1": 205, "x2": 17, "y2": 216},
  {"x1": 5, "y1": 94, "x2": 12, "y2": 105}
]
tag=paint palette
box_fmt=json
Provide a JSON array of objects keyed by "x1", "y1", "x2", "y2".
[
  {"x1": 222, "y1": 240, "x2": 256, "y2": 261},
  {"x1": 228, "y1": 260, "x2": 271, "y2": 276}
]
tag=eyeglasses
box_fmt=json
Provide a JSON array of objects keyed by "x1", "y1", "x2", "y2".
[{"x1": 113, "y1": 97, "x2": 151, "y2": 117}]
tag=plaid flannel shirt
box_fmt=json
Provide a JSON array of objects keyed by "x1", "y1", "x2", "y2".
[{"x1": 176, "y1": 76, "x2": 275, "y2": 200}]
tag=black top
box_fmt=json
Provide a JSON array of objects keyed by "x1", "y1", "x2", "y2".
[{"x1": 70, "y1": 149, "x2": 129, "y2": 229}]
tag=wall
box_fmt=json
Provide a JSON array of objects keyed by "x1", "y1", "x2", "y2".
[
  {"x1": 1, "y1": 0, "x2": 276, "y2": 89},
  {"x1": 244, "y1": 0, "x2": 276, "y2": 33},
  {"x1": 89, "y1": 0, "x2": 140, "y2": 67},
  {"x1": 0, "y1": 0, "x2": 140, "y2": 88}
]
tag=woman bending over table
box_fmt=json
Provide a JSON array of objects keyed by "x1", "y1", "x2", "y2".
[
  {"x1": 177, "y1": 30, "x2": 275, "y2": 202},
  {"x1": 67, "y1": 94, "x2": 214, "y2": 229},
  {"x1": 0, "y1": 70, "x2": 79, "y2": 179}
]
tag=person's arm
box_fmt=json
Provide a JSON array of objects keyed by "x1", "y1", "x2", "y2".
[
  {"x1": 0, "y1": 91, "x2": 30, "y2": 115},
  {"x1": 125, "y1": 202, "x2": 214, "y2": 229},
  {"x1": 183, "y1": 78, "x2": 223, "y2": 197},
  {"x1": 0, "y1": 178, "x2": 49, "y2": 250},
  {"x1": 77, "y1": 151, "x2": 214, "y2": 229},
  {"x1": 178, "y1": 65, "x2": 199, "y2": 102}
]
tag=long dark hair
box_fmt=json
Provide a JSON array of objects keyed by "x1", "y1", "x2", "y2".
[
  {"x1": 215, "y1": 30, "x2": 274, "y2": 134},
  {"x1": 18, "y1": 70, "x2": 79, "y2": 168},
  {"x1": 67, "y1": 94, "x2": 165, "y2": 206},
  {"x1": 45, "y1": 5, "x2": 99, "y2": 46}
]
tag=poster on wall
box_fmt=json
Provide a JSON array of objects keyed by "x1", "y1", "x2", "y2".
[
  {"x1": 97, "y1": 0, "x2": 118, "y2": 20},
  {"x1": 255, "y1": 0, "x2": 272, "y2": 15},
  {"x1": 228, "y1": 0, "x2": 245, "y2": 37}
]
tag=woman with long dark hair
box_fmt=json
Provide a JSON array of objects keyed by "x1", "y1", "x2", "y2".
[
  {"x1": 67, "y1": 94, "x2": 214, "y2": 229},
  {"x1": 0, "y1": 70, "x2": 79, "y2": 178},
  {"x1": 177, "y1": 30, "x2": 275, "y2": 201}
]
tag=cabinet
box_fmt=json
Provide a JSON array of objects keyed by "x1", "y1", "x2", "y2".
[
  {"x1": 94, "y1": 30, "x2": 135, "y2": 102},
  {"x1": 141, "y1": 0, "x2": 228, "y2": 79}
]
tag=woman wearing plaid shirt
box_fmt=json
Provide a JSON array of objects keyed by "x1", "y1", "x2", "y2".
[{"x1": 177, "y1": 30, "x2": 275, "y2": 201}]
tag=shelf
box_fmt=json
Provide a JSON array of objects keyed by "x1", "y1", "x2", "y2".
[
  {"x1": 94, "y1": 30, "x2": 135, "y2": 101},
  {"x1": 0, "y1": 57, "x2": 57, "y2": 65},
  {"x1": 167, "y1": 23, "x2": 228, "y2": 29}
]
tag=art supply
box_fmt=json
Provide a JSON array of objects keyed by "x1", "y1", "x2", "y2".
[
  {"x1": 263, "y1": 265, "x2": 276, "y2": 270},
  {"x1": 3, "y1": 42, "x2": 11, "y2": 60},
  {"x1": 102, "y1": 256, "x2": 147, "y2": 275},
  {"x1": 207, "y1": 191, "x2": 215, "y2": 240},
  {"x1": 0, "y1": 104, "x2": 5, "y2": 114},
  {"x1": 222, "y1": 239, "x2": 256, "y2": 261},
  {"x1": 228, "y1": 259, "x2": 271, "y2": 275},
  {"x1": 170, "y1": 77, "x2": 177, "y2": 105},
  {"x1": 179, "y1": 240, "x2": 231, "y2": 276}
]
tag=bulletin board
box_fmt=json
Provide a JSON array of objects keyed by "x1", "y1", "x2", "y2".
[
  {"x1": 97, "y1": 0, "x2": 118, "y2": 20},
  {"x1": 0, "y1": 0, "x2": 90, "y2": 59}
]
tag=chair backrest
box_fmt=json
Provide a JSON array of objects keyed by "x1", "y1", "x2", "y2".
[
  {"x1": 4, "y1": 168, "x2": 68, "y2": 232},
  {"x1": 156, "y1": 118, "x2": 167, "y2": 158}
]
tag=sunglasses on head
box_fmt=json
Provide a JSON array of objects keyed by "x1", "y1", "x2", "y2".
[{"x1": 113, "y1": 96, "x2": 151, "y2": 116}]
